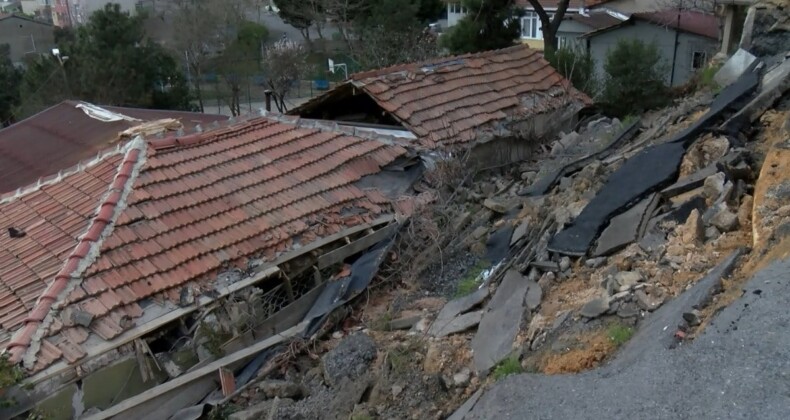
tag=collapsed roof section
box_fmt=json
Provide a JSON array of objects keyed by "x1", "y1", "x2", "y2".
[
  {"x1": 0, "y1": 115, "x2": 411, "y2": 374},
  {"x1": 0, "y1": 101, "x2": 227, "y2": 195},
  {"x1": 292, "y1": 45, "x2": 592, "y2": 150}
]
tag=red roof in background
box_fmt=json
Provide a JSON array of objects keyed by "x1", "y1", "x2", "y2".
[
  {"x1": 565, "y1": 11, "x2": 626, "y2": 30},
  {"x1": 298, "y1": 45, "x2": 591, "y2": 149},
  {"x1": 1, "y1": 116, "x2": 407, "y2": 371},
  {"x1": 0, "y1": 101, "x2": 227, "y2": 195},
  {"x1": 515, "y1": 0, "x2": 613, "y2": 9},
  {"x1": 633, "y1": 10, "x2": 720, "y2": 39}
]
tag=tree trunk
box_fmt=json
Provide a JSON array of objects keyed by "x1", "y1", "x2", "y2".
[{"x1": 194, "y1": 67, "x2": 204, "y2": 113}]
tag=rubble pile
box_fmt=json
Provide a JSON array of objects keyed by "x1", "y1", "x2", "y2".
[{"x1": 225, "y1": 16, "x2": 789, "y2": 420}]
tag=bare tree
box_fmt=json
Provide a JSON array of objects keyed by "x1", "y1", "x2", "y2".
[
  {"x1": 262, "y1": 39, "x2": 314, "y2": 112},
  {"x1": 525, "y1": 0, "x2": 571, "y2": 52}
]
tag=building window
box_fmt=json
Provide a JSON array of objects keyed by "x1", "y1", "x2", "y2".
[
  {"x1": 521, "y1": 11, "x2": 552, "y2": 40},
  {"x1": 691, "y1": 51, "x2": 707, "y2": 70},
  {"x1": 449, "y1": 2, "x2": 466, "y2": 14}
]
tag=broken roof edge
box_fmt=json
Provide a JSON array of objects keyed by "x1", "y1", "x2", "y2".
[{"x1": 5, "y1": 137, "x2": 148, "y2": 368}]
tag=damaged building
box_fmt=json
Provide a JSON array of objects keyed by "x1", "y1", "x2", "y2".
[
  {"x1": 291, "y1": 45, "x2": 591, "y2": 166},
  {"x1": 0, "y1": 111, "x2": 425, "y2": 419}
]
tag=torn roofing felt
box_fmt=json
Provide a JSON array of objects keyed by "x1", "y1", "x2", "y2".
[
  {"x1": 291, "y1": 45, "x2": 591, "y2": 150},
  {"x1": 0, "y1": 115, "x2": 409, "y2": 373},
  {"x1": 302, "y1": 232, "x2": 396, "y2": 337},
  {"x1": 548, "y1": 63, "x2": 761, "y2": 256}
]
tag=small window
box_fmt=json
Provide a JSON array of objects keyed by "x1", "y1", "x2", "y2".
[
  {"x1": 692, "y1": 51, "x2": 707, "y2": 70},
  {"x1": 521, "y1": 11, "x2": 553, "y2": 40}
]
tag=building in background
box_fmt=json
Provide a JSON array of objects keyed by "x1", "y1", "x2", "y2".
[{"x1": 0, "y1": 13, "x2": 54, "y2": 65}]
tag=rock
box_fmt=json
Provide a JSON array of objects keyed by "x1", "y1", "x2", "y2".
[
  {"x1": 391, "y1": 385, "x2": 403, "y2": 398},
  {"x1": 703, "y1": 172, "x2": 726, "y2": 201},
  {"x1": 470, "y1": 226, "x2": 489, "y2": 240},
  {"x1": 705, "y1": 226, "x2": 721, "y2": 241},
  {"x1": 322, "y1": 333, "x2": 377, "y2": 387},
  {"x1": 453, "y1": 368, "x2": 471, "y2": 386},
  {"x1": 777, "y1": 204, "x2": 790, "y2": 219},
  {"x1": 423, "y1": 342, "x2": 443, "y2": 374},
  {"x1": 387, "y1": 315, "x2": 422, "y2": 331},
  {"x1": 430, "y1": 311, "x2": 483, "y2": 337},
  {"x1": 537, "y1": 272, "x2": 555, "y2": 292},
  {"x1": 683, "y1": 310, "x2": 702, "y2": 326},
  {"x1": 614, "y1": 271, "x2": 643, "y2": 290},
  {"x1": 617, "y1": 302, "x2": 640, "y2": 318},
  {"x1": 580, "y1": 297, "x2": 610, "y2": 318},
  {"x1": 559, "y1": 256, "x2": 571, "y2": 272},
  {"x1": 530, "y1": 261, "x2": 560, "y2": 272},
  {"x1": 711, "y1": 208, "x2": 739, "y2": 232},
  {"x1": 521, "y1": 171, "x2": 538, "y2": 182},
  {"x1": 483, "y1": 197, "x2": 512, "y2": 214},
  {"x1": 413, "y1": 317, "x2": 430, "y2": 332},
  {"x1": 480, "y1": 183, "x2": 496, "y2": 197},
  {"x1": 510, "y1": 219, "x2": 530, "y2": 245},
  {"x1": 585, "y1": 257, "x2": 607, "y2": 268},
  {"x1": 635, "y1": 290, "x2": 664, "y2": 311},
  {"x1": 680, "y1": 209, "x2": 705, "y2": 244},
  {"x1": 527, "y1": 267, "x2": 540, "y2": 282},
  {"x1": 259, "y1": 380, "x2": 309, "y2": 399},
  {"x1": 525, "y1": 282, "x2": 542, "y2": 311}
]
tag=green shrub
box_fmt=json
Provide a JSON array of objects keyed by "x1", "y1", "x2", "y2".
[
  {"x1": 600, "y1": 39, "x2": 671, "y2": 117},
  {"x1": 454, "y1": 260, "x2": 489, "y2": 297},
  {"x1": 493, "y1": 356, "x2": 523, "y2": 380},
  {"x1": 545, "y1": 45, "x2": 598, "y2": 97},
  {"x1": 607, "y1": 323, "x2": 634, "y2": 346}
]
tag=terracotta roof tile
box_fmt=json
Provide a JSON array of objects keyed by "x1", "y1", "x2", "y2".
[
  {"x1": 295, "y1": 45, "x2": 590, "y2": 149},
  {"x1": 1, "y1": 115, "x2": 407, "y2": 373}
]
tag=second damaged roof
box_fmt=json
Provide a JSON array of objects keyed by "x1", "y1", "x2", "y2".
[
  {"x1": 0, "y1": 116, "x2": 409, "y2": 372},
  {"x1": 293, "y1": 45, "x2": 591, "y2": 149}
]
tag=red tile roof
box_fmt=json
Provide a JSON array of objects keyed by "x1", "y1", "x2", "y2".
[
  {"x1": 295, "y1": 45, "x2": 591, "y2": 150},
  {"x1": 1, "y1": 116, "x2": 407, "y2": 372},
  {"x1": 515, "y1": 0, "x2": 613, "y2": 9},
  {"x1": 0, "y1": 101, "x2": 227, "y2": 195},
  {"x1": 565, "y1": 10, "x2": 626, "y2": 30},
  {"x1": 633, "y1": 10, "x2": 719, "y2": 39}
]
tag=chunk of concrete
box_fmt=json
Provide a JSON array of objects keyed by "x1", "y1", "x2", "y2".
[
  {"x1": 431, "y1": 310, "x2": 484, "y2": 338},
  {"x1": 510, "y1": 219, "x2": 530, "y2": 245},
  {"x1": 428, "y1": 286, "x2": 489, "y2": 337},
  {"x1": 714, "y1": 48, "x2": 757, "y2": 87},
  {"x1": 593, "y1": 194, "x2": 657, "y2": 257},
  {"x1": 525, "y1": 281, "x2": 542, "y2": 311},
  {"x1": 471, "y1": 270, "x2": 531, "y2": 373},
  {"x1": 580, "y1": 297, "x2": 610, "y2": 318},
  {"x1": 711, "y1": 208, "x2": 739, "y2": 232}
]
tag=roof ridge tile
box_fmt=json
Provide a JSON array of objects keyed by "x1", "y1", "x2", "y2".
[{"x1": 5, "y1": 138, "x2": 147, "y2": 369}]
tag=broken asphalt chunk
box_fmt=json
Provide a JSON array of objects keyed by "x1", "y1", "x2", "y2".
[
  {"x1": 471, "y1": 270, "x2": 531, "y2": 373},
  {"x1": 428, "y1": 286, "x2": 489, "y2": 337}
]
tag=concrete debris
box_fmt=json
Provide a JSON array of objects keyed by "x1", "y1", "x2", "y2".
[
  {"x1": 510, "y1": 219, "x2": 530, "y2": 245},
  {"x1": 525, "y1": 281, "x2": 543, "y2": 311},
  {"x1": 322, "y1": 333, "x2": 377, "y2": 387},
  {"x1": 453, "y1": 368, "x2": 472, "y2": 386},
  {"x1": 679, "y1": 209, "x2": 705, "y2": 244},
  {"x1": 703, "y1": 173, "x2": 727, "y2": 202},
  {"x1": 429, "y1": 286, "x2": 489, "y2": 337},
  {"x1": 483, "y1": 197, "x2": 513, "y2": 214},
  {"x1": 593, "y1": 194, "x2": 657, "y2": 257},
  {"x1": 616, "y1": 302, "x2": 640, "y2": 319},
  {"x1": 585, "y1": 257, "x2": 607, "y2": 268},
  {"x1": 705, "y1": 226, "x2": 721, "y2": 241},
  {"x1": 711, "y1": 207, "x2": 740, "y2": 232},
  {"x1": 387, "y1": 315, "x2": 422, "y2": 331},
  {"x1": 531, "y1": 260, "x2": 560, "y2": 272},
  {"x1": 614, "y1": 271, "x2": 644, "y2": 291},
  {"x1": 471, "y1": 270, "x2": 531, "y2": 373},
  {"x1": 559, "y1": 256, "x2": 571, "y2": 272},
  {"x1": 430, "y1": 311, "x2": 484, "y2": 337},
  {"x1": 635, "y1": 290, "x2": 665, "y2": 312},
  {"x1": 580, "y1": 297, "x2": 611, "y2": 318}
]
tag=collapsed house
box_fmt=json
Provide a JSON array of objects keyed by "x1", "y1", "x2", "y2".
[
  {"x1": 291, "y1": 45, "x2": 592, "y2": 166},
  {"x1": 0, "y1": 112, "x2": 424, "y2": 419}
]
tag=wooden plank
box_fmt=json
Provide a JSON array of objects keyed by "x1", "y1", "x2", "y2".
[
  {"x1": 84, "y1": 321, "x2": 309, "y2": 420},
  {"x1": 318, "y1": 223, "x2": 398, "y2": 269},
  {"x1": 219, "y1": 368, "x2": 235, "y2": 397},
  {"x1": 28, "y1": 215, "x2": 395, "y2": 385}
]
